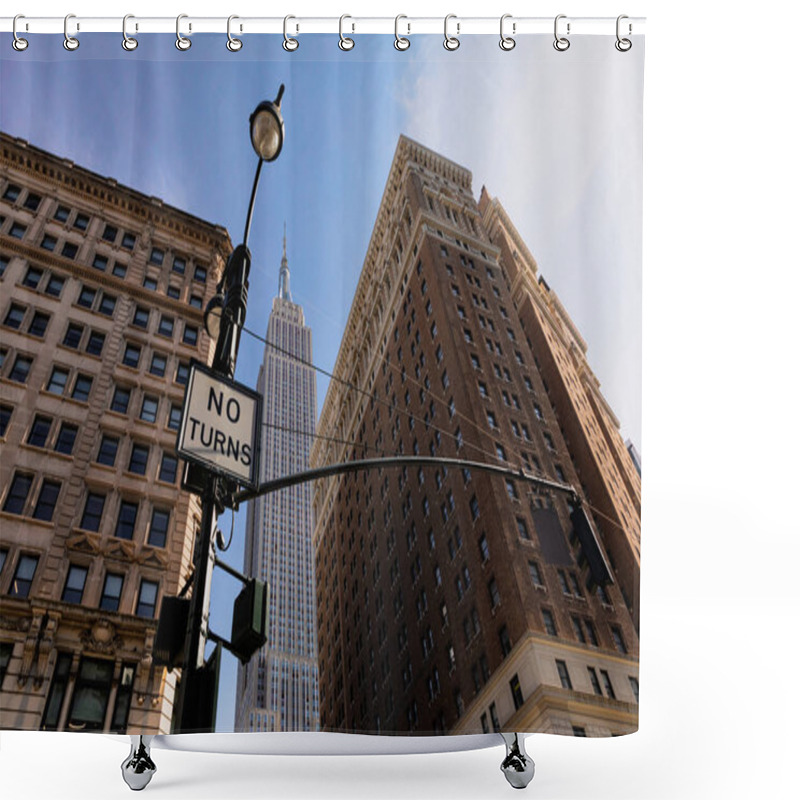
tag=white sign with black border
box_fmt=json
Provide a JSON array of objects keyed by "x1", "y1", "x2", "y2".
[{"x1": 176, "y1": 361, "x2": 262, "y2": 489}]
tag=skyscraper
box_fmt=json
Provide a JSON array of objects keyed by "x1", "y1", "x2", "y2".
[
  {"x1": 0, "y1": 132, "x2": 231, "y2": 733},
  {"x1": 235, "y1": 234, "x2": 319, "y2": 732},
  {"x1": 311, "y1": 137, "x2": 640, "y2": 737}
]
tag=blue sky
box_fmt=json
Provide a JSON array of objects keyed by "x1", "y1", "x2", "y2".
[{"x1": 1, "y1": 33, "x2": 643, "y2": 731}]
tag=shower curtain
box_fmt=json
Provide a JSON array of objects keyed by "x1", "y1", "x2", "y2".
[{"x1": 0, "y1": 23, "x2": 643, "y2": 741}]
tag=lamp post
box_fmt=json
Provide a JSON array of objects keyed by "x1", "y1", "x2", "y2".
[{"x1": 171, "y1": 85, "x2": 286, "y2": 736}]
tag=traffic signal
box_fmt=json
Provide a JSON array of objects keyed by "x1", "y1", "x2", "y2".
[
  {"x1": 153, "y1": 596, "x2": 189, "y2": 668},
  {"x1": 230, "y1": 578, "x2": 268, "y2": 663}
]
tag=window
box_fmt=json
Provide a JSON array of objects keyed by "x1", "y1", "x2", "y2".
[
  {"x1": 3, "y1": 473, "x2": 33, "y2": 514},
  {"x1": 111, "y1": 663, "x2": 137, "y2": 732},
  {"x1": 469, "y1": 495, "x2": 479, "y2": 521},
  {"x1": 68, "y1": 658, "x2": 115, "y2": 731},
  {"x1": 27, "y1": 415, "x2": 52, "y2": 448},
  {"x1": 168, "y1": 404, "x2": 182, "y2": 430},
  {"x1": 175, "y1": 362, "x2": 189, "y2": 385},
  {"x1": 80, "y1": 493, "x2": 105, "y2": 532},
  {"x1": 136, "y1": 580, "x2": 159, "y2": 618},
  {"x1": 40, "y1": 234, "x2": 57, "y2": 251},
  {"x1": 3, "y1": 183, "x2": 21, "y2": 201},
  {"x1": 45, "y1": 274, "x2": 65, "y2": 297},
  {"x1": 71, "y1": 374, "x2": 93, "y2": 402},
  {"x1": 115, "y1": 500, "x2": 138, "y2": 539},
  {"x1": 572, "y1": 726, "x2": 587, "y2": 737},
  {"x1": 121, "y1": 231, "x2": 136, "y2": 250},
  {"x1": 159, "y1": 453, "x2": 178, "y2": 484},
  {"x1": 132, "y1": 306, "x2": 149, "y2": 328},
  {"x1": 62, "y1": 564, "x2": 88, "y2": 604},
  {"x1": 0, "y1": 405, "x2": 12, "y2": 437},
  {"x1": 572, "y1": 616, "x2": 586, "y2": 643},
  {"x1": 102, "y1": 224, "x2": 118, "y2": 243},
  {"x1": 183, "y1": 324, "x2": 198, "y2": 346},
  {"x1": 85, "y1": 331, "x2": 105, "y2": 356},
  {"x1": 505, "y1": 479, "x2": 518, "y2": 500},
  {"x1": 158, "y1": 315, "x2": 174, "y2": 337},
  {"x1": 41, "y1": 652, "x2": 72, "y2": 729},
  {"x1": 128, "y1": 444, "x2": 149, "y2": 475},
  {"x1": 149, "y1": 247, "x2": 164, "y2": 265},
  {"x1": 584, "y1": 619, "x2": 598, "y2": 646},
  {"x1": 488, "y1": 578, "x2": 501, "y2": 608},
  {"x1": 32, "y1": 480, "x2": 61, "y2": 522},
  {"x1": 54, "y1": 423, "x2": 78, "y2": 455},
  {"x1": 9, "y1": 354, "x2": 33, "y2": 384},
  {"x1": 149, "y1": 509, "x2": 170, "y2": 548},
  {"x1": 62, "y1": 322, "x2": 83, "y2": 349},
  {"x1": 100, "y1": 573, "x2": 123, "y2": 612},
  {"x1": 629, "y1": 676, "x2": 639, "y2": 703},
  {"x1": 23, "y1": 266, "x2": 44, "y2": 288},
  {"x1": 74, "y1": 213, "x2": 89, "y2": 231},
  {"x1": 112, "y1": 262, "x2": 127, "y2": 278},
  {"x1": 556, "y1": 659, "x2": 573, "y2": 690},
  {"x1": 542, "y1": 609, "x2": 557, "y2": 636},
  {"x1": 588, "y1": 667, "x2": 603, "y2": 695},
  {"x1": 528, "y1": 561, "x2": 543, "y2": 587},
  {"x1": 194, "y1": 264, "x2": 207, "y2": 283},
  {"x1": 9, "y1": 222, "x2": 27, "y2": 239},
  {"x1": 172, "y1": 255, "x2": 186, "y2": 274},
  {"x1": 487, "y1": 410, "x2": 498, "y2": 429},
  {"x1": 142, "y1": 275, "x2": 157, "y2": 291},
  {"x1": 489, "y1": 702, "x2": 501, "y2": 732},
  {"x1": 189, "y1": 294, "x2": 203, "y2": 309},
  {"x1": 149, "y1": 352, "x2": 167, "y2": 377},
  {"x1": 97, "y1": 293, "x2": 116, "y2": 316},
  {"x1": 60, "y1": 241, "x2": 77, "y2": 260},
  {"x1": 122, "y1": 343, "x2": 140, "y2": 368},
  {"x1": 167, "y1": 285, "x2": 180, "y2": 299},
  {"x1": 9, "y1": 554, "x2": 39, "y2": 598},
  {"x1": 92, "y1": 254, "x2": 108, "y2": 271},
  {"x1": 509, "y1": 674, "x2": 524, "y2": 710},
  {"x1": 46, "y1": 367, "x2": 69, "y2": 394},
  {"x1": 110, "y1": 386, "x2": 130, "y2": 414},
  {"x1": 77, "y1": 286, "x2": 96, "y2": 308},
  {"x1": 140, "y1": 395, "x2": 158, "y2": 423},
  {"x1": 4, "y1": 303, "x2": 25, "y2": 329},
  {"x1": 611, "y1": 626, "x2": 628, "y2": 655},
  {"x1": 96, "y1": 435, "x2": 119, "y2": 466},
  {"x1": 601, "y1": 669, "x2": 616, "y2": 699},
  {"x1": 499, "y1": 625, "x2": 512, "y2": 656}
]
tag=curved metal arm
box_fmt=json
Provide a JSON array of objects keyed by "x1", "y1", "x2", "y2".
[
  {"x1": 232, "y1": 454, "x2": 577, "y2": 505},
  {"x1": 242, "y1": 157, "x2": 264, "y2": 250}
]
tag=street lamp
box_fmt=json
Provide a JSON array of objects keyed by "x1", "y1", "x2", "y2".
[{"x1": 154, "y1": 86, "x2": 286, "y2": 755}]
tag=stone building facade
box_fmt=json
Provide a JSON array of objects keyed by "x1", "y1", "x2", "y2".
[
  {"x1": 0, "y1": 132, "x2": 231, "y2": 733},
  {"x1": 311, "y1": 137, "x2": 640, "y2": 737}
]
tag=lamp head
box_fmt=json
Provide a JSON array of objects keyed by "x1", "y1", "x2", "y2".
[
  {"x1": 203, "y1": 293, "x2": 225, "y2": 340},
  {"x1": 249, "y1": 84, "x2": 285, "y2": 162}
]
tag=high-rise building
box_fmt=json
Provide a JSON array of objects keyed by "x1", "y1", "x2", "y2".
[
  {"x1": 311, "y1": 136, "x2": 640, "y2": 737},
  {"x1": 0, "y1": 132, "x2": 231, "y2": 733},
  {"x1": 235, "y1": 234, "x2": 319, "y2": 732}
]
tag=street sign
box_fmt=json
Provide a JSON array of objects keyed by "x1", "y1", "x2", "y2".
[{"x1": 177, "y1": 361, "x2": 261, "y2": 489}]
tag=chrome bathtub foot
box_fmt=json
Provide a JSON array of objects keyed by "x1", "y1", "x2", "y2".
[
  {"x1": 121, "y1": 735, "x2": 156, "y2": 791},
  {"x1": 500, "y1": 733, "x2": 535, "y2": 789}
]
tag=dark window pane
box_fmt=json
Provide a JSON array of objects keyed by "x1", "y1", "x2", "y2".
[
  {"x1": 80, "y1": 493, "x2": 105, "y2": 532},
  {"x1": 149, "y1": 248, "x2": 164, "y2": 265},
  {"x1": 54, "y1": 423, "x2": 78, "y2": 455},
  {"x1": 9, "y1": 554, "x2": 39, "y2": 598},
  {"x1": 96, "y1": 435, "x2": 119, "y2": 466},
  {"x1": 46, "y1": 367, "x2": 68, "y2": 394},
  {"x1": 172, "y1": 256, "x2": 186, "y2": 274},
  {"x1": 3, "y1": 184, "x2": 21, "y2": 202},
  {"x1": 121, "y1": 232, "x2": 136, "y2": 250},
  {"x1": 61, "y1": 242, "x2": 78, "y2": 260},
  {"x1": 41, "y1": 652, "x2": 72, "y2": 730},
  {"x1": 85, "y1": 331, "x2": 105, "y2": 356},
  {"x1": 140, "y1": 396, "x2": 158, "y2": 423},
  {"x1": 149, "y1": 353, "x2": 166, "y2": 377},
  {"x1": 0, "y1": 405, "x2": 12, "y2": 437},
  {"x1": 194, "y1": 265, "x2": 207, "y2": 283},
  {"x1": 175, "y1": 362, "x2": 189, "y2": 385},
  {"x1": 63, "y1": 323, "x2": 83, "y2": 349},
  {"x1": 40, "y1": 234, "x2": 57, "y2": 251},
  {"x1": 159, "y1": 454, "x2": 177, "y2": 484},
  {"x1": 110, "y1": 386, "x2": 130, "y2": 414},
  {"x1": 98, "y1": 294, "x2": 116, "y2": 316},
  {"x1": 3, "y1": 473, "x2": 33, "y2": 514},
  {"x1": 24, "y1": 193, "x2": 41, "y2": 211},
  {"x1": 132, "y1": 307, "x2": 149, "y2": 328},
  {"x1": 100, "y1": 574, "x2": 123, "y2": 612},
  {"x1": 69, "y1": 658, "x2": 114, "y2": 730},
  {"x1": 167, "y1": 404, "x2": 182, "y2": 431},
  {"x1": 73, "y1": 213, "x2": 89, "y2": 231},
  {"x1": 62, "y1": 565, "x2": 88, "y2": 604},
  {"x1": 136, "y1": 580, "x2": 158, "y2": 618},
  {"x1": 71, "y1": 374, "x2": 93, "y2": 402},
  {"x1": 28, "y1": 311, "x2": 50, "y2": 337},
  {"x1": 23, "y1": 266, "x2": 43, "y2": 288},
  {"x1": 112, "y1": 262, "x2": 127, "y2": 278},
  {"x1": 158, "y1": 316, "x2": 174, "y2": 337},
  {"x1": 122, "y1": 344, "x2": 140, "y2": 368},
  {"x1": 115, "y1": 501, "x2": 138, "y2": 540},
  {"x1": 45, "y1": 274, "x2": 65, "y2": 297},
  {"x1": 77, "y1": 286, "x2": 96, "y2": 308},
  {"x1": 9, "y1": 222, "x2": 27, "y2": 239},
  {"x1": 27, "y1": 415, "x2": 52, "y2": 447},
  {"x1": 9, "y1": 355, "x2": 33, "y2": 383},
  {"x1": 183, "y1": 325, "x2": 198, "y2": 345},
  {"x1": 148, "y1": 509, "x2": 170, "y2": 548},
  {"x1": 54, "y1": 205, "x2": 70, "y2": 222},
  {"x1": 92, "y1": 254, "x2": 108, "y2": 271},
  {"x1": 102, "y1": 224, "x2": 118, "y2": 243},
  {"x1": 128, "y1": 444, "x2": 149, "y2": 475},
  {"x1": 4, "y1": 304, "x2": 25, "y2": 329}
]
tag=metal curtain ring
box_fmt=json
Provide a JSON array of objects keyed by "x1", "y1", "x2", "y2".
[
  {"x1": 553, "y1": 14, "x2": 570, "y2": 51},
  {"x1": 443, "y1": 14, "x2": 460, "y2": 51},
  {"x1": 283, "y1": 15, "x2": 299, "y2": 51},
  {"x1": 176, "y1": 14, "x2": 191, "y2": 50},
  {"x1": 499, "y1": 14, "x2": 515, "y2": 51},
  {"x1": 122, "y1": 14, "x2": 138, "y2": 51},
  {"x1": 12, "y1": 15, "x2": 29, "y2": 51},
  {"x1": 227, "y1": 15, "x2": 242, "y2": 51},
  {"x1": 63, "y1": 13, "x2": 79, "y2": 51},
  {"x1": 339, "y1": 15, "x2": 354, "y2": 51},
  {"x1": 615, "y1": 14, "x2": 632, "y2": 51},
  {"x1": 394, "y1": 14, "x2": 410, "y2": 51}
]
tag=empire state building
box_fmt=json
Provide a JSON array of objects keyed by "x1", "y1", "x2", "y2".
[{"x1": 235, "y1": 234, "x2": 319, "y2": 732}]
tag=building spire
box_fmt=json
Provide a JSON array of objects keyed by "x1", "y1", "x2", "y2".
[{"x1": 279, "y1": 221, "x2": 292, "y2": 301}]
